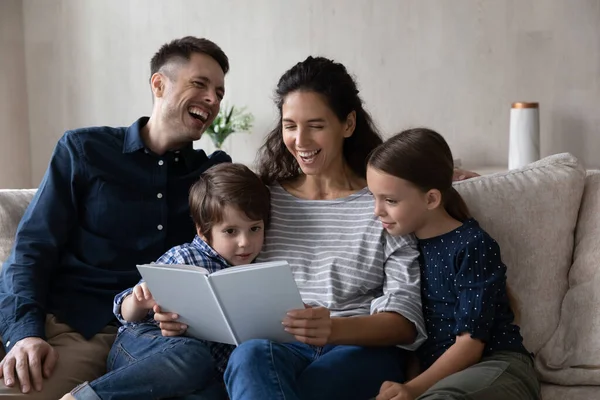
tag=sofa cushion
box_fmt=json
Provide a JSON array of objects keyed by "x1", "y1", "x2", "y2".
[
  {"x1": 0, "y1": 189, "x2": 37, "y2": 268},
  {"x1": 535, "y1": 170, "x2": 600, "y2": 385},
  {"x1": 541, "y1": 384, "x2": 600, "y2": 400},
  {"x1": 453, "y1": 153, "x2": 585, "y2": 355}
]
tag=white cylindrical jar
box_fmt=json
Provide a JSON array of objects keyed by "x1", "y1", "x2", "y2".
[{"x1": 508, "y1": 102, "x2": 540, "y2": 170}]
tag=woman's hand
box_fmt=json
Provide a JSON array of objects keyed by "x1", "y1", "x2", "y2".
[
  {"x1": 282, "y1": 305, "x2": 332, "y2": 346},
  {"x1": 376, "y1": 381, "x2": 415, "y2": 400},
  {"x1": 153, "y1": 304, "x2": 188, "y2": 337},
  {"x1": 453, "y1": 168, "x2": 480, "y2": 181}
]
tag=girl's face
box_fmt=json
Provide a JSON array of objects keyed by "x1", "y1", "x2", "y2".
[
  {"x1": 367, "y1": 166, "x2": 430, "y2": 237},
  {"x1": 281, "y1": 91, "x2": 354, "y2": 177}
]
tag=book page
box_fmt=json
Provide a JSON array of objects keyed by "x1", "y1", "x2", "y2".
[
  {"x1": 136, "y1": 264, "x2": 236, "y2": 345},
  {"x1": 208, "y1": 261, "x2": 304, "y2": 344},
  {"x1": 210, "y1": 260, "x2": 288, "y2": 275},
  {"x1": 151, "y1": 263, "x2": 210, "y2": 275}
]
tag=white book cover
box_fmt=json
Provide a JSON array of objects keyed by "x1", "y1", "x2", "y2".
[{"x1": 136, "y1": 260, "x2": 304, "y2": 345}]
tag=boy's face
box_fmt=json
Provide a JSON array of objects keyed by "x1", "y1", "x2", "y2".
[{"x1": 204, "y1": 205, "x2": 265, "y2": 266}]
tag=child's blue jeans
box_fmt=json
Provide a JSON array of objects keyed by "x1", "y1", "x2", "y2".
[{"x1": 71, "y1": 324, "x2": 227, "y2": 400}]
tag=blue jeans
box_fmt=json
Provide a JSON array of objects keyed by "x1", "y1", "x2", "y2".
[
  {"x1": 224, "y1": 339, "x2": 406, "y2": 400},
  {"x1": 71, "y1": 324, "x2": 227, "y2": 400}
]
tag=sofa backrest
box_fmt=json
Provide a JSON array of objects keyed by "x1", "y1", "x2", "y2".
[
  {"x1": 0, "y1": 189, "x2": 37, "y2": 268},
  {"x1": 536, "y1": 169, "x2": 600, "y2": 386},
  {"x1": 453, "y1": 153, "x2": 586, "y2": 354}
]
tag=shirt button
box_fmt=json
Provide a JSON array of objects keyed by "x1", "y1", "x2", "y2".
[
  {"x1": 174, "y1": 157, "x2": 179, "y2": 162},
  {"x1": 144, "y1": 149, "x2": 149, "y2": 154},
  {"x1": 158, "y1": 160, "x2": 164, "y2": 166},
  {"x1": 157, "y1": 193, "x2": 163, "y2": 199},
  {"x1": 5, "y1": 341, "x2": 10, "y2": 347},
  {"x1": 157, "y1": 225, "x2": 163, "y2": 231}
]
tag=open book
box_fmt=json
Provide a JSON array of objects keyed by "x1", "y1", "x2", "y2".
[{"x1": 136, "y1": 260, "x2": 304, "y2": 346}]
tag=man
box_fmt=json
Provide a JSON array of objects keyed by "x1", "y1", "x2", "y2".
[{"x1": 0, "y1": 36, "x2": 231, "y2": 399}]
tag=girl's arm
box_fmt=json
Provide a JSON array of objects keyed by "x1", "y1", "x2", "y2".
[{"x1": 404, "y1": 333, "x2": 484, "y2": 397}]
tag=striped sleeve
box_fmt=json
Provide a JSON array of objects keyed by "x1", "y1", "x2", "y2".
[{"x1": 370, "y1": 233, "x2": 427, "y2": 350}]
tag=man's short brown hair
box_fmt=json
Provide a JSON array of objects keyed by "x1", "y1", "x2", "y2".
[
  {"x1": 150, "y1": 36, "x2": 229, "y2": 79},
  {"x1": 190, "y1": 163, "x2": 270, "y2": 242}
]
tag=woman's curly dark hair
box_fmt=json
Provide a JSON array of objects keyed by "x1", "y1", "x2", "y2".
[{"x1": 256, "y1": 56, "x2": 384, "y2": 185}]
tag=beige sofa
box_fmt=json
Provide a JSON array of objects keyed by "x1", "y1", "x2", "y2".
[
  {"x1": 0, "y1": 153, "x2": 598, "y2": 399},
  {"x1": 453, "y1": 153, "x2": 600, "y2": 399}
]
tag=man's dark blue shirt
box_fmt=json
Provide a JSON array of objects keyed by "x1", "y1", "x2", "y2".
[{"x1": 0, "y1": 117, "x2": 231, "y2": 350}]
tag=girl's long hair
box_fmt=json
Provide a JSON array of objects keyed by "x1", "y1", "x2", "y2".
[
  {"x1": 367, "y1": 128, "x2": 520, "y2": 322},
  {"x1": 367, "y1": 128, "x2": 470, "y2": 221}
]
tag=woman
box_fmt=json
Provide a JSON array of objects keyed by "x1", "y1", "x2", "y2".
[
  {"x1": 153, "y1": 56, "x2": 479, "y2": 399},
  {"x1": 221, "y1": 56, "x2": 426, "y2": 400}
]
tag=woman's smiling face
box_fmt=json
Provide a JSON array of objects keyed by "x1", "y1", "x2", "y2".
[{"x1": 281, "y1": 90, "x2": 354, "y2": 177}]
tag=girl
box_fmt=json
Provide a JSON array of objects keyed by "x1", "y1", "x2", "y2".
[{"x1": 367, "y1": 128, "x2": 540, "y2": 400}]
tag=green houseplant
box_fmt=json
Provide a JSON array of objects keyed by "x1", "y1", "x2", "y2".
[{"x1": 205, "y1": 104, "x2": 254, "y2": 149}]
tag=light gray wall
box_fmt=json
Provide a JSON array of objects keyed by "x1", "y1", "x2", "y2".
[
  {"x1": 0, "y1": 0, "x2": 31, "y2": 188},
  {"x1": 17, "y1": 0, "x2": 600, "y2": 185}
]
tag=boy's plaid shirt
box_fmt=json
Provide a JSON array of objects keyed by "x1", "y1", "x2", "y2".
[{"x1": 113, "y1": 235, "x2": 234, "y2": 374}]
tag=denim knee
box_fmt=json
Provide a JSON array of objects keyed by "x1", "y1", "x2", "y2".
[
  {"x1": 228, "y1": 339, "x2": 270, "y2": 364},
  {"x1": 162, "y1": 338, "x2": 216, "y2": 379},
  {"x1": 225, "y1": 340, "x2": 270, "y2": 375}
]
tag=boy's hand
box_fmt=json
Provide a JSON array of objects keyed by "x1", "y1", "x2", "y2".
[
  {"x1": 153, "y1": 305, "x2": 188, "y2": 337},
  {"x1": 131, "y1": 282, "x2": 156, "y2": 311}
]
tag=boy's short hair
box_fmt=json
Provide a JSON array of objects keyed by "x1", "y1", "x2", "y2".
[{"x1": 190, "y1": 163, "x2": 271, "y2": 242}]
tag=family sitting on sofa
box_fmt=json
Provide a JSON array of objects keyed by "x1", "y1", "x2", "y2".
[{"x1": 0, "y1": 36, "x2": 540, "y2": 400}]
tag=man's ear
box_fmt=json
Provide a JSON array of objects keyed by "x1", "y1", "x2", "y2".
[
  {"x1": 343, "y1": 111, "x2": 356, "y2": 138},
  {"x1": 425, "y1": 189, "x2": 443, "y2": 210},
  {"x1": 150, "y1": 73, "x2": 166, "y2": 98}
]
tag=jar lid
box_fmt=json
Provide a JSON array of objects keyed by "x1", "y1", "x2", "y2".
[{"x1": 512, "y1": 102, "x2": 539, "y2": 109}]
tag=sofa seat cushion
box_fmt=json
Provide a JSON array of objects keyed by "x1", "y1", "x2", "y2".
[{"x1": 541, "y1": 383, "x2": 600, "y2": 400}]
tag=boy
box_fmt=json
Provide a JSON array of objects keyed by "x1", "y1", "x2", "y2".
[{"x1": 62, "y1": 163, "x2": 270, "y2": 400}]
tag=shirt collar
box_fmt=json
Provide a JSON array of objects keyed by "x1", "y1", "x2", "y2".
[
  {"x1": 191, "y1": 235, "x2": 231, "y2": 266},
  {"x1": 123, "y1": 117, "x2": 207, "y2": 170},
  {"x1": 123, "y1": 117, "x2": 148, "y2": 153}
]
